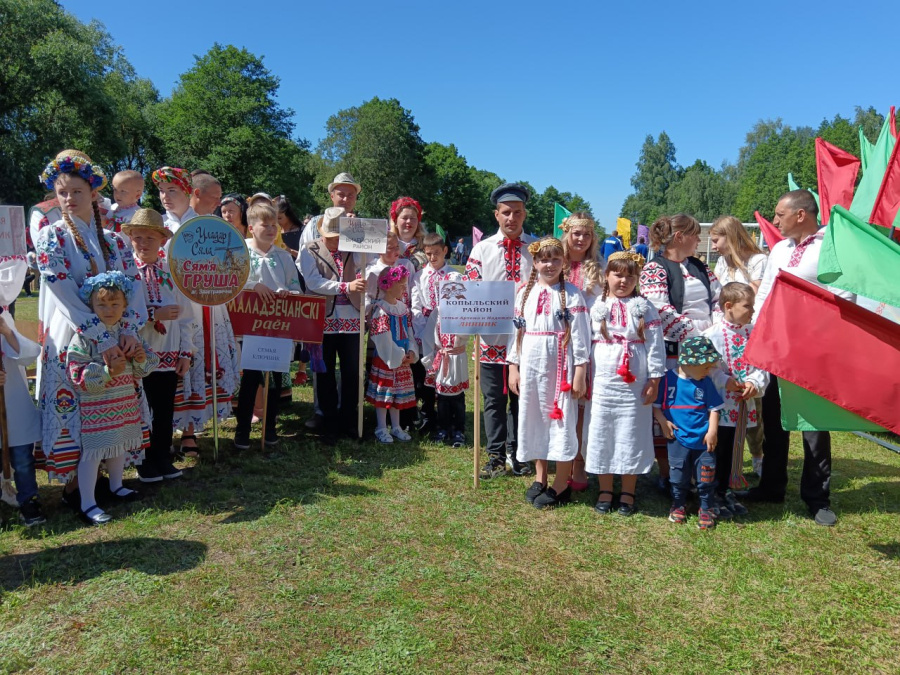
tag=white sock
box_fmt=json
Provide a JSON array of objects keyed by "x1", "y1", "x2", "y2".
[
  {"x1": 77, "y1": 456, "x2": 102, "y2": 512},
  {"x1": 106, "y1": 455, "x2": 132, "y2": 494},
  {"x1": 389, "y1": 407, "x2": 400, "y2": 430},
  {"x1": 375, "y1": 407, "x2": 388, "y2": 430}
]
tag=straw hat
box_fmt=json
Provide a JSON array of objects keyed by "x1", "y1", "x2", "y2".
[
  {"x1": 327, "y1": 172, "x2": 361, "y2": 195},
  {"x1": 318, "y1": 206, "x2": 346, "y2": 238},
  {"x1": 121, "y1": 209, "x2": 172, "y2": 240}
]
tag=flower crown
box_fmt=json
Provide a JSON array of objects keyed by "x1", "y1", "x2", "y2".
[
  {"x1": 378, "y1": 265, "x2": 411, "y2": 291},
  {"x1": 78, "y1": 271, "x2": 134, "y2": 304},
  {"x1": 40, "y1": 151, "x2": 107, "y2": 191},
  {"x1": 527, "y1": 237, "x2": 565, "y2": 257},
  {"x1": 151, "y1": 166, "x2": 192, "y2": 194},
  {"x1": 607, "y1": 251, "x2": 646, "y2": 270},
  {"x1": 560, "y1": 216, "x2": 595, "y2": 234}
]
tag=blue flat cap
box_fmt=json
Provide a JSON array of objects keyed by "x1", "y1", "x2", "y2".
[{"x1": 490, "y1": 182, "x2": 530, "y2": 205}]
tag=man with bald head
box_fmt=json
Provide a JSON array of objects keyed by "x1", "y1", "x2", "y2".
[
  {"x1": 739, "y1": 189, "x2": 855, "y2": 527},
  {"x1": 189, "y1": 170, "x2": 223, "y2": 216}
]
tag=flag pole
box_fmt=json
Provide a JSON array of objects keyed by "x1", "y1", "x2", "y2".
[
  {"x1": 473, "y1": 336, "x2": 481, "y2": 489},
  {"x1": 211, "y1": 324, "x2": 218, "y2": 461},
  {"x1": 358, "y1": 297, "x2": 365, "y2": 439},
  {"x1": 260, "y1": 372, "x2": 269, "y2": 452}
]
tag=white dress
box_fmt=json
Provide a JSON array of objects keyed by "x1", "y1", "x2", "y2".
[
  {"x1": 508, "y1": 282, "x2": 590, "y2": 462},
  {"x1": 585, "y1": 295, "x2": 666, "y2": 475},
  {"x1": 35, "y1": 215, "x2": 147, "y2": 481}
]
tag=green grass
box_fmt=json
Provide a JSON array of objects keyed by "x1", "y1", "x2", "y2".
[{"x1": 2, "y1": 293, "x2": 900, "y2": 673}]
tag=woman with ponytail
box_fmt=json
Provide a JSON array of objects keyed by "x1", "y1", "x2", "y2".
[
  {"x1": 507, "y1": 238, "x2": 591, "y2": 509},
  {"x1": 35, "y1": 150, "x2": 147, "y2": 510}
]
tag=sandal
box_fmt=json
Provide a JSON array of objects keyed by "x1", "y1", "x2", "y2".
[
  {"x1": 180, "y1": 433, "x2": 199, "y2": 458},
  {"x1": 594, "y1": 490, "x2": 614, "y2": 514},
  {"x1": 618, "y1": 491, "x2": 636, "y2": 517}
]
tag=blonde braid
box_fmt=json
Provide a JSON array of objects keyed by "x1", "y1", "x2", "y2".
[
  {"x1": 92, "y1": 200, "x2": 115, "y2": 271},
  {"x1": 62, "y1": 211, "x2": 98, "y2": 276},
  {"x1": 558, "y1": 276, "x2": 570, "y2": 350},
  {"x1": 637, "y1": 316, "x2": 646, "y2": 342},
  {"x1": 599, "y1": 274, "x2": 610, "y2": 340},
  {"x1": 516, "y1": 267, "x2": 538, "y2": 354}
]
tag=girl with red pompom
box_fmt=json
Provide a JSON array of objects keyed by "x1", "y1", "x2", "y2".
[
  {"x1": 507, "y1": 238, "x2": 591, "y2": 509},
  {"x1": 586, "y1": 252, "x2": 666, "y2": 516}
]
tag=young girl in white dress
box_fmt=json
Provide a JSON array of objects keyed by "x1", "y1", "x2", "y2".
[
  {"x1": 508, "y1": 238, "x2": 590, "y2": 509},
  {"x1": 586, "y1": 252, "x2": 666, "y2": 515}
]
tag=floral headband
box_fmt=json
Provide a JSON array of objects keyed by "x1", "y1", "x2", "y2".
[
  {"x1": 390, "y1": 196, "x2": 422, "y2": 223},
  {"x1": 527, "y1": 237, "x2": 565, "y2": 257},
  {"x1": 607, "y1": 251, "x2": 646, "y2": 270},
  {"x1": 560, "y1": 216, "x2": 595, "y2": 233},
  {"x1": 78, "y1": 270, "x2": 134, "y2": 304},
  {"x1": 378, "y1": 265, "x2": 411, "y2": 291},
  {"x1": 151, "y1": 167, "x2": 192, "y2": 194},
  {"x1": 40, "y1": 150, "x2": 107, "y2": 191}
]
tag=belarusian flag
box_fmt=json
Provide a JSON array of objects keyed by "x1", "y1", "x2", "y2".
[
  {"x1": 745, "y1": 271, "x2": 900, "y2": 435},
  {"x1": 814, "y1": 138, "x2": 859, "y2": 226}
]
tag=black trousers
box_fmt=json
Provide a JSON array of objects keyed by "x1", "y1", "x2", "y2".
[
  {"x1": 144, "y1": 370, "x2": 178, "y2": 466},
  {"x1": 715, "y1": 425, "x2": 737, "y2": 496},
  {"x1": 481, "y1": 363, "x2": 518, "y2": 461},
  {"x1": 317, "y1": 333, "x2": 359, "y2": 435},
  {"x1": 437, "y1": 392, "x2": 466, "y2": 433},
  {"x1": 236, "y1": 369, "x2": 282, "y2": 436},
  {"x1": 757, "y1": 375, "x2": 831, "y2": 509}
]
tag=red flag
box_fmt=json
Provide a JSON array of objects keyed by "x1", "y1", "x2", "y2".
[
  {"x1": 754, "y1": 211, "x2": 784, "y2": 249},
  {"x1": 890, "y1": 105, "x2": 897, "y2": 139},
  {"x1": 815, "y1": 138, "x2": 860, "y2": 226},
  {"x1": 745, "y1": 272, "x2": 900, "y2": 435},
  {"x1": 868, "y1": 126, "x2": 900, "y2": 237}
]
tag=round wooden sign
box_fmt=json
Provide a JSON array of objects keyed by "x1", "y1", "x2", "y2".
[{"x1": 168, "y1": 216, "x2": 250, "y2": 306}]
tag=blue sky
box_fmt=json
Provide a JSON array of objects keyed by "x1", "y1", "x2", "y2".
[{"x1": 68, "y1": 0, "x2": 897, "y2": 229}]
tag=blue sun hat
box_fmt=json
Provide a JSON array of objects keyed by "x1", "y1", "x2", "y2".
[
  {"x1": 678, "y1": 336, "x2": 721, "y2": 366},
  {"x1": 78, "y1": 270, "x2": 134, "y2": 304}
]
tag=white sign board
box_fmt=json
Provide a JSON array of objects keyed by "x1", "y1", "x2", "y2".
[
  {"x1": 439, "y1": 280, "x2": 516, "y2": 335},
  {"x1": 240, "y1": 335, "x2": 294, "y2": 373},
  {"x1": 339, "y1": 217, "x2": 388, "y2": 254},
  {"x1": 0, "y1": 206, "x2": 27, "y2": 308}
]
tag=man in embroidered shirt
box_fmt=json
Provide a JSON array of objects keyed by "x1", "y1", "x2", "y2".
[
  {"x1": 298, "y1": 172, "x2": 361, "y2": 248},
  {"x1": 466, "y1": 183, "x2": 536, "y2": 479},
  {"x1": 740, "y1": 190, "x2": 853, "y2": 527}
]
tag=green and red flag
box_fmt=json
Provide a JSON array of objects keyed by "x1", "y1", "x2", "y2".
[
  {"x1": 850, "y1": 114, "x2": 897, "y2": 221},
  {"x1": 553, "y1": 203, "x2": 571, "y2": 239}
]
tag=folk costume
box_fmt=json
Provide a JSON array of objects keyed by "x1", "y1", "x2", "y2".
[
  {"x1": 365, "y1": 296, "x2": 418, "y2": 410},
  {"x1": 35, "y1": 151, "x2": 148, "y2": 482},
  {"x1": 585, "y1": 294, "x2": 666, "y2": 475}
]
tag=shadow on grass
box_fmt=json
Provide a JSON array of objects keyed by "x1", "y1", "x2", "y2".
[
  {"x1": 870, "y1": 542, "x2": 900, "y2": 561},
  {"x1": 0, "y1": 537, "x2": 207, "y2": 591}
]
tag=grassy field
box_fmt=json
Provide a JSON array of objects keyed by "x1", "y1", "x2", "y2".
[{"x1": 2, "y1": 294, "x2": 899, "y2": 674}]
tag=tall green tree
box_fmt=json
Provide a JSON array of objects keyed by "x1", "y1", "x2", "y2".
[
  {"x1": 423, "y1": 142, "x2": 482, "y2": 238},
  {"x1": 315, "y1": 97, "x2": 434, "y2": 218},
  {"x1": 526, "y1": 185, "x2": 592, "y2": 236},
  {"x1": 620, "y1": 131, "x2": 681, "y2": 224},
  {"x1": 156, "y1": 44, "x2": 315, "y2": 214},
  {"x1": 665, "y1": 160, "x2": 736, "y2": 221}
]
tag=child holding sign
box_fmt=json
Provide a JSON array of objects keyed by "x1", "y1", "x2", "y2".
[
  {"x1": 234, "y1": 201, "x2": 302, "y2": 449},
  {"x1": 365, "y1": 265, "x2": 418, "y2": 443},
  {"x1": 508, "y1": 238, "x2": 591, "y2": 508},
  {"x1": 66, "y1": 272, "x2": 158, "y2": 525}
]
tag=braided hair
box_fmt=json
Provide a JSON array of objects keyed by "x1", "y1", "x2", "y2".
[
  {"x1": 516, "y1": 238, "x2": 570, "y2": 354},
  {"x1": 599, "y1": 256, "x2": 645, "y2": 341},
  {"x1": 61, "y1": 198, "x2": 114, "y2": 277}
]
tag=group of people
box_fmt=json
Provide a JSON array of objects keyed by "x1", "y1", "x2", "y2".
[{"x1": 3, "y1": 147, "x2": 841, "y2": 531}]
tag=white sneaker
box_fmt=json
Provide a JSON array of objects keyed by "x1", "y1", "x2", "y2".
[
  {"x1": 752, "y1": 456, "x2": 763, "y2": 477},
  {"x1": 374, "y1": 428, "x2": 393, "y2": 443},
  {"x1": 390, "y1": 427, "x2": 412, "y2": 442}
]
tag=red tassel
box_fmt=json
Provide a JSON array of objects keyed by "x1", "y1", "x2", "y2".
[
  {"x1": 549, "y1": 404, "x2": 563, "y2": 420},
  {"x1": 560, "y1": 381, "x2": 572, "y2": 392},
  {"x1": 153, "y1": 320, "x2": 167, "y2": 335},
  {"x1": 617, "y1": 353, "x2": 636, "y2": 383}
]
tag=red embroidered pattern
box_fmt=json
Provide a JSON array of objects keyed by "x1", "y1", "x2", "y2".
[
  {"x1": 609, "y1": 300, "x2": 627, "y2": 327},
  {"x1": 536, "y1": 289, "x2": 551, "y2": 315},
  {"x1": 568, "y1": 261, "x2": 583, "y2": 289},
  {"x1": 370, "y1": 314, "x2": 390, "y2": 335},
  {"x1": 788, "y1": 234, "x2": 817, "y2": 267},
  {"x1": 324, "y1": 318, "x2": 360, "y2": 333},
  {"x1": 465, "y1": 258, "x2": 482, "y2": 280},
  {"x1": 480, "y1": 344, "x2": 506, "y2": 363},
  {"x1": 499, "y1": 238, "x2": 523, "y2": 282}
]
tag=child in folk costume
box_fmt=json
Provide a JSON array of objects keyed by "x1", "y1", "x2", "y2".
[
  {"x1": 561, "y1": 212, "x2": 603, "y2": 491},
  {"x1": 415, "y1": 233, "x2": 468, "y2": 447},
  {"x1": 366, "y1": 265, "x2": 419, "y2": 443},
  {"x1": 702, "y1": 282, "x2": 769, "y2": 519},
  {"x1": 0, "y1": 311, "x2": 45, "y2": 526},
  {"x1": 107, "y1": 170, "x2": 144, "y2": 237},
  {"x1": 127, "y1": 209, "x2": 197, "y2": 482},
  {"x1": 586, "y1": 252, "x2": 666, "y2": 516},
  {"x1": 153, "y1": 167, "x2": 240, "y2": 454},
  {"x1": 66, "y1": 272, "x2": 159, "y2": 525},
  {"x1": 508, "y1": 238, "x2": 591, "y2": 509},
  {"x1": 233, "y1": 201, "x2": 302, "y2": 450},
  {"x1": 35, "y1": 150, "x2": 147, "y2": 502}
]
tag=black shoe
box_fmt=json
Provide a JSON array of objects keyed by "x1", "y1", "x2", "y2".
[
  {"x1": 525, "y1": 481, "x2": 546, "y2": 504},
  {"x1": 509, "y1": 458, "x2": 533, "y2": 477},
  {"x1": 617, "y1": 492, "x2": 637, "y2": 517},
  {"x1": 735, "y1": 488, "x2": 784, "y2": 504},
  {"x1": 480, "y1": 459, "x2": 507, "y2": 480},
  {"x1": 594, "y1": 491, "x2": 614, "y2": 514},
  {"x1": 61, "y1": 486, "x2": 81, "y2": 512},
  {"x1": 79, "y1": 504, "x2": 112, "y2": 526},
  {"x1": 431, "y1": 429, "x2": 448, "y2": 444},
  {"x1": 157, "y1": 460, "x2": 183, "y2": 479},
  {"x1": 264, "y1": 430, "x2": 279, "y2": 447},
  {"x1": 304, "y1": 415, "x2": 325, "y2": 431},
  {"x1": 451, "y1": 431, "x2": 466, "y2": 448},
  {"x1": 533, "y1": 486, "x2": 571, "y2": 509},
  {"x1": 19, "y1": 498, "x2": 47, "y2": 527},
  {"x1": 109, "y1": 486, "x2": 141, "y2": 502},
  {"x1": 137, "y1": 463, "x2": 164, "y2": 483},
  {"x1": 233, "y1": 432, "x2": 250, "y2": 451},
  {"x1": 812, "y1": 507, "x2": 837, "y2": 527}
]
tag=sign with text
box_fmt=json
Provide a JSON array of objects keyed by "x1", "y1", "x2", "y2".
[
  {"x1": 240, "y1": 335, "x2": 294, "y2": 373},
  {"x1": 439, "y1": 280, "x2": 516, "y2": 335},
  {"x1": 227, "y1": 290, "x2": 326, "y2": 343},
  {"x1": 0, "y1": 205, "x2": 27, "y2": 307},
  {"x1": 169, "y1": 216, "x2": 250, "y2": 306},
  {"x1": 338, "y1": 217, "x2": 388, "y2": 254}
]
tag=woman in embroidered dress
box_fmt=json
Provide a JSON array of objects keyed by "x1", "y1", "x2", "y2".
[
  {"x1": 709, "y1": 216, "x2": 767, "y2": 292},
  {"x1": 365, "y1": 265, "x2": 418, "y2": 443},
  {"x1": 639, "y1": 214, "x2": 722, "y2": 489},
  {"x1": 66, "y1": 272, "x2": 158, "y2": 525},
  {"x1": 153, "y1": 167, "x2": 241, "y2": 454},
  {"x1": 508, "y1": 238, "x2": 590, "y2": 509},
  {"x1": 35, "y1": 150, "x2": 147, "y2": 504},
  {"x1": 586, "y1": 253, "x2": 666, "y2": 515},
  {"x1": 561, "y1": 213, "x2": 603, "y2": 491}
]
